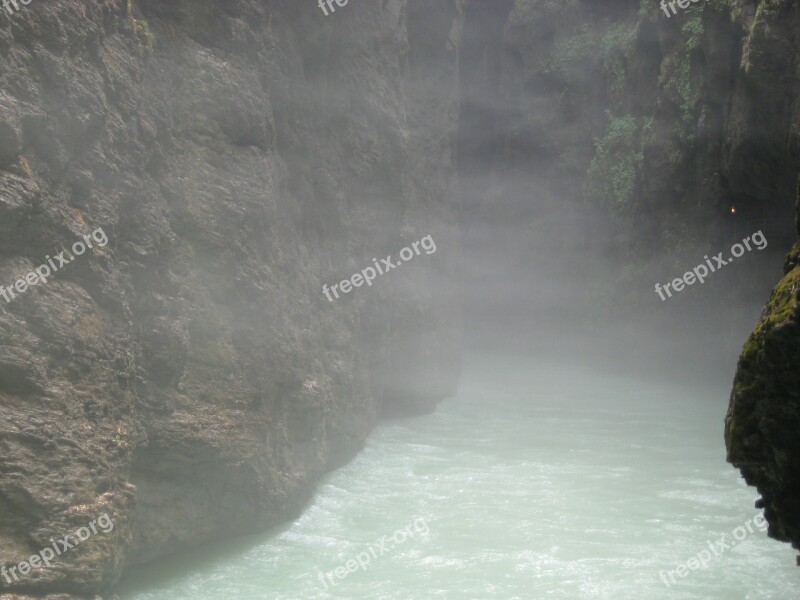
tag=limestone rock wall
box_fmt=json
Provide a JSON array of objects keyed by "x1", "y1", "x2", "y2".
[{"x1": 0, "y1": 1, "x2": 464, "y2": 597}]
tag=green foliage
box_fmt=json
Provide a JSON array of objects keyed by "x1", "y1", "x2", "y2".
[
  {"x1": 552, "y1": 27, "x2": 595, "y2": 74},
  {"x1": 133, "y1": 19, "x2": 156, "y2": 54},
  {"x1": 658, "y1": 35, "x2": 703, "y2": 141},
  {"x1": 682, "y1": 12, "x2": 704, "y2": 53},
  {"x1": 585, "y1": 114, "x2": 644, "y2": 216},
  {"x1": 601, "y1": 22, "x2": 637, "y2": 110},
  {"x1": 601, "y1": 21, "x2": 636, "y2": 57}
]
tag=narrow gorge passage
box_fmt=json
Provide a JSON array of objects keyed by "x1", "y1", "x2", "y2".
[{"x1": 2, "y1": 2, "x2": 800, "y2": 600}]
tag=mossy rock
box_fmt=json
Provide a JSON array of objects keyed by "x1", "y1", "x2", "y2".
[{"x1": 726, "y1": 240, "x2": 800, "y2": 551}]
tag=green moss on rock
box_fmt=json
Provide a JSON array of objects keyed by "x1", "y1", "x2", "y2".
[{"x1": 726, "y1": 240, "x2": 800, "y2": 554}]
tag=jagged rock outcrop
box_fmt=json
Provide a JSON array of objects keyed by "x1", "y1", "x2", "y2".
[
  {"x1": 726, "y1": 177, "x2": 800, "y2": 559},
  {"x1": 0, "y1": 1, "x2": 464, "y2": 597},
  {"x1": 726, "y1": 237, "x2": 800, "y2": 560}
]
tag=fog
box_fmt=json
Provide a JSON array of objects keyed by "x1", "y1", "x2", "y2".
[
  {"x1": 2, "y1": 2, "x2": 799, "y2": 599},
  {"x1": 454, "y1": 0, "x2": 791, "y2": 388}
]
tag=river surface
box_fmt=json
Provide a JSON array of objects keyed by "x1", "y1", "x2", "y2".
[{"x1": 119, "y1": 355, "x2": 800, "y2": 599}]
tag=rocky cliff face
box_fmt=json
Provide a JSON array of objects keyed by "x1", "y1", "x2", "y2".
[{"x1": 0, "y1": 0, "x2": 464, "y2": 597}]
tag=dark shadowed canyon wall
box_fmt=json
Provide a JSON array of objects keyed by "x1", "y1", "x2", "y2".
[
  {"x1": 460, "y1": 0, "x2": 800, "y2": 564},
  {"x1": 461, "y1": 0, "x2": 796, "y2": 366}
]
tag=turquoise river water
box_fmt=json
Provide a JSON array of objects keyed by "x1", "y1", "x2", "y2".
[{"x1": 119, "y1": 355, "x2": 800, "y2": 599}]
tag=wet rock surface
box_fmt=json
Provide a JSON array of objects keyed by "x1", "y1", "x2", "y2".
[{"x1": 0, "y1": 1, "x2": 464, "y2": 597}]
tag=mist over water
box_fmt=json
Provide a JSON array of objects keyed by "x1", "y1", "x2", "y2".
[
  {"x1": 3, "y1": 2, "x2": 798, "y2": 598},
  {"x1": 119, "y1": 356, "x2": 800, "y2": 600}
]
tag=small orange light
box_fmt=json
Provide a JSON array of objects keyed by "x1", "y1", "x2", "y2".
[{"x1": 730, "y1": 206, "x2": 737, "y2": 214}]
